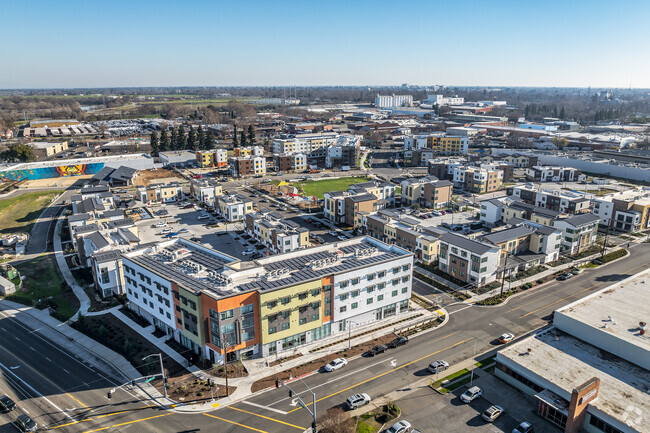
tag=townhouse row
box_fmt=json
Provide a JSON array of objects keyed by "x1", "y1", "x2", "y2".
[{"x1": 122, "y1": 237, "x2": 413, "y2": 363}]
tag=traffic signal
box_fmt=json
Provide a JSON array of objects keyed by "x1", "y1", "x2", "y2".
[{"x1": 107, "y1": 391, "x2": 112, "y2": 399}]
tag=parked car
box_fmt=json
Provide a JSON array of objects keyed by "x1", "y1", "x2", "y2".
[
  {"x1": 14, "y1": 414, "x2": 37, "y2": 432},
  {"x1": 513, "y1": 421, "x2": 535, "y2": 433},
  {"x1": 558, "y1": 272, "x2": 573, "y2": 281},
  {"x1": 498, "y1": 333, "x2": 515, "y2": 344},
  {"x1": 387, "y1": 336, "x2": 409, "y2": 348},
  {"x1": 324, "y1": 358, "x2": 347, "y2": 372},
  {"x1": 198, "y1": 214, "x2": 210, "y2": 220},
  {"x1": 178, "y1": 228, "x2": 188, "y2": 234},
  {"x1": 364, "y1": 345, "x2": 388, "y2": 357},
  {"x1": 242, "y1": 248, "x2": 256, "y2": 256},
  {"x1": 345, "y1": 393, "x2": 371, "y2": 410},
  {"x1": 386, "y1": 420, "x2": 412, "y2": 433},
  {"x1": 460, "y1": 386, "x2": 482, "y2": 403},
  {"x1": 439, "y1": 211, "x2": 446, "y2": 215},
  {"x1": 160, "y1": 228, "x2": 172, "y2": 234},
  {"x1": 482, "y1": 405, "x2": 504, "y2": 422},
  {"x1": 251, "y1": 252, "x2": 264, "y2": 259},
  {"x1": 155, "y1": 222, "x2": 167, "y2": 227},
  {"x1": 0, "y1": 395, "x2": 16, "y2": 413},
  {"x1": 328, "y1": 230, "x2": 338, "y2": 236},
  {"x1": 427, "y1": 360, "x2": 449, "y2": 374},
  {"x1": 337, "y1": 235, "x2": 347, "y2": 241},
  {"x1": 431, "y1": 210, "x2": 442, "y2": 216},
  {"x1": 571, "y1": 268, "x2": 583, "y2": 275}
]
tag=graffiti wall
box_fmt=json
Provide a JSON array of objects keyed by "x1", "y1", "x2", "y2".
[{"x1": 0, "y1": 162, "x2": 105, "y2": 181}]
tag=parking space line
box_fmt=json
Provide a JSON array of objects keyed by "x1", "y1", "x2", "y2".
[
  {"x1": 228, "y1": 406, "x2": 305, "y2": 430},
  {"x1": 287, "y1": 337, "x2": 473, "y2": 413},
  {"x1": 203, "y1": 413, "x2": 269, "y2": 432}
]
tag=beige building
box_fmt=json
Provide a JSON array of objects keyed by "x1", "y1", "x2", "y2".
[{"x1": 30, "y1": 141, "x2": 68, "y2": 157}]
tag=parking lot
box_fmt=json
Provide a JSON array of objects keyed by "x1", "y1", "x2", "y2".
[{"x1": 391, "y1": 373, "x2": 560, "y2": 433}]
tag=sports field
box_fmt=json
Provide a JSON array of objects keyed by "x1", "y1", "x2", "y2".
[{"x1": 297, "y1": 177, "x2": 371, "y2": 199}]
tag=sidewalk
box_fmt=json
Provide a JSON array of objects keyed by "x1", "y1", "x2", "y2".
[
  {"x1": 53, "y1": 215, "x2": 91, "y2": 319},
  {"x1": 171, "y1": 303, "x2": 447, "y2": 413}
]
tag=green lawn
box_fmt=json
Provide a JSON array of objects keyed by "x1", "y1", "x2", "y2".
[
  {"x1": 297, "y1": 177, "x2": 372, "y2": 199},
  {"x1": 0, "y1": 190, "x2": 63, "y2": 234},
  {"x1": 9, "y1": 254, "x2": 79, "y2": 320}
]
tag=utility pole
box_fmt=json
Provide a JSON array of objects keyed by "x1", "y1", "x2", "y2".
[
  {"x1": 221, "y1": 332, "x2": 229, "y2": 396},
  {"x1": 142, "y1": 353, "x2": 167, "y2": 399}
]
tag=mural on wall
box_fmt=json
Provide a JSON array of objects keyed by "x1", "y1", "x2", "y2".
[{"x1": 0, "y1": 162, "x2": 105, "y2": 181}]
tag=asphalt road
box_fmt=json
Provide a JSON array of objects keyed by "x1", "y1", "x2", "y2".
[
  {"x1": 6, "y1": 242, "x2": 643, "y2": 433},
  {"x1": 25, "y1": 188, "x2": 76, "y2": 255}
]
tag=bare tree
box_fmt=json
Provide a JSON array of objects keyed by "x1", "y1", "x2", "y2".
[{"x1": 317, "y1": 408, "x2": 355, "y2": 433}]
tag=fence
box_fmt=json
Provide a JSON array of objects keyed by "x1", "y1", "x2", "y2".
[{"x1": 393, "y1": 314, "x2": 442, "y2": 337}]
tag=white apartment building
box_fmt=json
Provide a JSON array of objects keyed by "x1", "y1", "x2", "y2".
[
  {"x1": 332, "y1": 251, "x2": 412, "y2": 332},
  {"x1": 438, "y1": 233, "x2": 500, "y2": 287},
  {"x1": 375, "y1": 94, "x2": 413, "y2": 108},
  {"x1": 190, "y1": 179, "x2": 223, "y2": 207},
  {"x1": 403, "y1": 133, "x2": 469, "y2": 154},
  {"x1": 552, "y1": 213, "x2": 600, "y2": 254},
  {"x1": 272, "y1": 132, "x2": 340, "y2": 155},
  {"x1": 425, "y1": 95, "x2": 465, "y2": 106},
  {"x1": 509, "y1": 185, "x2": 591, "y2": 215},
  {"x1": 91, "y1": 250, "x2": 125, "y2": 297},
  {"x1": 525, "y1": 166, "x2": 582, "y2": 182},
  {"x1": 216, "y1": 194, "x2": 254, "y2": 222}
]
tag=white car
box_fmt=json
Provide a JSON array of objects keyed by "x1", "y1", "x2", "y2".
[
  {"x1": 160, "y1": 228, "x2": 172, "y2": 234},
  {"x1": 345, "y1": 393, "x2": 371, "y2": 410},
  {"x1": 197, "y1": 214, "x2": 210, "y2": 220},
  {"x1": 324, "y1": 358, "x2": 347, "y2": 372},
  {"x1": 155, "y1": 222, "x2": 167, "y2": 228},
  {"x1": 386, "y1": 420, "x2": 412, "y2": 433},
  {"x1": 242, "y1": 248, "x2": 256, "y2": 256},
  {"x1": 460, "y1": 386, "x2": 482, "y2": 403}
]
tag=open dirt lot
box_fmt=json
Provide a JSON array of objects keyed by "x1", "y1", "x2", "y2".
[{"x1": 134, "y1": 168, "x2": 185, "y2": 186}]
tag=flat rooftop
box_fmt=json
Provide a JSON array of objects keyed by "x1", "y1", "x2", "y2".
[
  {"x1": 498, "y1": 328, "x2": 649, "y2": 432},
  {"x1": 0, "y1": 153, "x2": 152, "y2": 171}
]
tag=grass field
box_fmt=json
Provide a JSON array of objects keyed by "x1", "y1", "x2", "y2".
[
  {"x1": 10, "y1": 254, "x2": 79, "y2": 320},
  {"x1": 0, "y1": 190, "x2": 63, "y2": 234},
  {"x1": 297, "y1": 177, "x2": 372, "y2": 199}
]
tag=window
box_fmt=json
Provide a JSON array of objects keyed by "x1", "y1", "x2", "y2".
[
  {"x1": 241, "y1": 304, "x2": 254, "y2": 315},
  {"x1": 402, "y1": 287, "x2": 408, "y2": 294},
  {"x1": 366, "y1": 273, "x2": 375, "y2": 281},
  {"x1": 401, "y1": 275, "x2": 410, "y2": 283},
  {"x1": 377, "y1": 295, "x2": 384, "y2": 301},
  {"x1": 367, "y1": 285, "x2": 375, "y2": 293},
  {"x1": 351, "y1": 277, "x2": 360, "y2": 285},
  {"x1": 378, "y1": 271, "x2": 386, "y2": 278},
  {"x1": 402, "y1": 264, "x2": 410, "y2": 271},
  {"x1": 268, "y1": 326, "x2": 277, "y2": 334},
  {"x1": 480, "y1": 267, "x2": 487, "y2": 272},
  {"x1": 220, "y1": 309, "x2": 233, "y2": 320},
  {"x1": 340, "y1": 306, "x2": 347, "y2": 313},
  {"x1": 351, "y1": 290, "x2": 360, "y2": 298},
  {"x1": 392, "y1": 278, "x2": 399, "y2": 286},
  {"x1": 392, "y1": 267, "x2": 400, "y2": 274},
  {"x1": 378, "y1": 282, "x2": 386, "y2": 290},
  {"x1": 481, "y1": 257, "x2": 488, "y2": 263},
  {"x1": 282, "y1": 310, "x2": 290, "y2": 319},
  {"x1": 351, "y1": 302, "x2": 358, "y2": 309},
  {"x1": 242, "y1": 330, "x2": 255, "y2": 341},
  {"x1": 367, "y1": 298, "x2": 374, "y2": 304},
  {"x1": 267, "y1": 300, "x2": 277, "y2": 309},
  {"x1": 282, "y1": 323, "x2": 290, "y2": 330},
  {"x1": 392, "y1": 290, "x2": 398, "y2": 297},
  {"x1": 589, "y1": 415, "x2": 623, "y2": 433},
  {"x1": 340, "y1": 293, "x2": 348, "y2": 301},
  {"x1": 281, "y1": 296, "x2": 291, "y2": 305},
  {"x1": 241, "y1": 317, "x2": 254, "y2": 328},
  {"x1": 325, "y1": 309, "x2": 331, "y2": 316},
  {"x1": 311, "y1": 289, "x2": 320, "y2": 297},
  {"x1": 298, "y1": 292, "x2": 308, "y2": 301},
  {"x1": 340, "y1": 280, "x2": 349, "y2": 289},
  {"x1": 221, "y1": 322, "x2": 235, "y2": 334},
  {"x1": 299, "y1": 318, "x2": 307, "y2": 325}
]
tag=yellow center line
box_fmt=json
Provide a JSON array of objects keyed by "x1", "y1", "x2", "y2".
[
  {"x1": 203, "y1": 413, "x2": 269, "y2": 432},
  {"x1": 288, "y1": 337, "x2": 473, "y2": 413},
  {"x1": 518, "y1": 286, "x2": 596, "y2": 319},
  {"x1": 66, "y1": 392, "x2": 89, "y2": 409},
  {"x1": 50, "y1": 404, "x2": 160, "y2": 430},
  {"x1": 228, "y1": 406, "x2": 305, "y2": 430},
  {"x1": 82, "y1": 413, "x2": 172, "y2": 433}
]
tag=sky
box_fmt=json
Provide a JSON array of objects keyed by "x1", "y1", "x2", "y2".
[{"x1": 2, "y1": 0, "x2": 650, "y2": 89}]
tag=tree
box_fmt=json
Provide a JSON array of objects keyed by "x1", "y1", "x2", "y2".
[
  {"x1": 247, "y1": 125, "x2": 256, "y2": 144},
  {"x1": 317, "y1": 408, "x2": 355, "y2": 433},
  {"x1": 204, "y1": 131, "x2": 215, "y2": 150},
  {"x1": 160, "y1": 128, "x2": 171, "y2": 152},
  {"x1": 240, "y1": 130, "x2": 247, "y2": 146},
  {"x1": 177, "y1": 125, "x2": 187, "y2": 150},
  {"x1": 150, "y1": 131, "x2": 160, "y2": 156},
  {"x1": 170, "y1": 127, "x2": 178, "y2": 151},
  {"x1": 232, "y1": 125, "x2": 238, "y2": 146},
  {"x1": 1, "y1": 144, "x2": 35, "y2": 162},
  {"x1": 187, "y1": 126, "x2": 197, "y2": 150},
  {"x1": 197, "y1": 125, "x2": 205, "y2": 150},
  {"x1": 559, "y1": 106, "x2": 566, "y2": 120}
]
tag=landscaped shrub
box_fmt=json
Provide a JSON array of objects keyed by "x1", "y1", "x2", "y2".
[{"x1": 599, "y1": 249, "x2": 627, "y2": 263}]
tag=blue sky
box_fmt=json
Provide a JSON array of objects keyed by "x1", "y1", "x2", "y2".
[{"x1": 2, "y1": 0, "x2": 649, "y2": 89}]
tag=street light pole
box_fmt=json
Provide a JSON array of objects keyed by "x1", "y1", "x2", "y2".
[
  {"x1": 283, "y1": 377, "x2": 317, "y2": 433},
  {"x1": 143, "y1": 353, "x2": 167, "y2": 399},
  {"x1": 347, "y1": 320, "x2": 359, "y2": 349}
]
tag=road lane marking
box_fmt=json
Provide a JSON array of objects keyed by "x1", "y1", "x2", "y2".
[
  {"x1": 0, "y1": 360, "x2": 74, "y2": 420},
  {"x1": 506, "y1": 286, "x2": 566, "y2": 312},
  {"x1": 49, "y1": 404, "x2": 160, "y2": 429},
  {"x1": 66, "y1": 392, "x2": 89, "y2": 409},
  {"x1": 519, "y1": 286, "x2": 597, "y2": 319},
  {"x1": 203, "y1": 413, "x2": 268, "y2": 432},
  {"x1": 81, "y1": 412, "x2": 171, "y2": 433},
  {"x1": 287, "y1": 337, "x2": 473, "y2": 413},
  {"x1": 228, "y1": 406, "x2": 305, "y2": 430},
  {"x1": 242, "y1": 400, "x2": 289, "y2": 415},
  {"x1": 449, "y1": 305, "x2": 472, "y2": 315}
]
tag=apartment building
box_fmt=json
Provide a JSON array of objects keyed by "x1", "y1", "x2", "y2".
[
  {"x1": 438, "y1": 233, "x2": 500, "y2": 287},
  {"x1": 122, "y1": 237, "x2": 412, "y2": 362},
  {"x1": 228, "y1": 155, "x2": 266, "y2": 177},
  {"x1": 375, "y1": 94, "x2": 413, "y2": 108},
  {"x1": 404, "y1": 133, "x2": 469, "y2": 155},
  {"x1": 592, "y1": 189, "x2": 650, "y2": 232},
  {"x1": 245, "y1": 211, "x2": 310, "y2": 253},
  {"x1": 525, "y1": 166, "x2": 582, "y2": 182},
  {"x1": 403, "y1": 148, "x2": 436, "y2": 167},
  {"x1": 480, "y1": 222, "x2": 562, "y2": 268},
  {"x1": 216, "y1": 194, "x2": 254, "y2": 222},
  {"x1": 234, "y1": 146, "x2": 264, "y2": 157},
  {"x1": 137, "y1": 183, "x2": 184, "y2": 203},
  {"x1": 323, "y1": 181, "x2": 397, "y2": 227},
  {"x1": 196, "y1": 149, "x2": 227, "y2": 168},
  {"x1": 348, "y1": 181, "x2": 398, "y2": 207},
  {"x1": 189, "y1": 179, "x2": 223, "y2": 207},
  {"x1": 480, "y1": 197, "x2": 564, "y2": 227},
  {"x1": 509, "y1": 184, "x2": 591, "y2": 214},
  {"x1": 425, "y1": 95, "x2": 464, "y2": 106},
  {"x1": 273, "y1": 153, "x2": 307, "y2": 172},
  {"x1": 400, "y1": 177, "x2": 453, "y2": 208},
  {"x1": 30, "y1": 141, "x2": 68, "y2": 157},
  {"x1": 552, "y1": 213, "x2": 600, "y2": 254},
  {"x1": 364, "y1": 212, "x2": 439, "y2": 264},
  {"x1": 272, "y1": 132, "x2": 340, "y2": 155},
  {"x1": 453, "y1": 166, "x2": 504, "y2": 193},
  {"x1": 502, "y1": 153, "x2": 539, "y2": 168},
  {"x1": 325, "y1": 140, "x2": 361, "y2": 169},
  {"x1": 428, "y1": 158, "x2": 466, "y2": 180}
]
